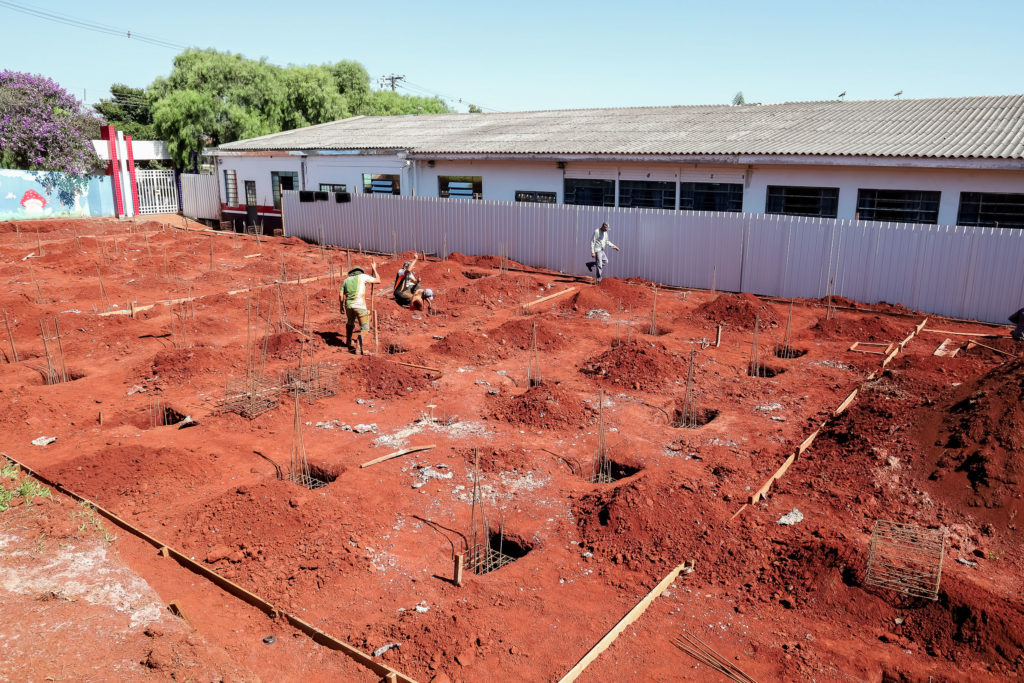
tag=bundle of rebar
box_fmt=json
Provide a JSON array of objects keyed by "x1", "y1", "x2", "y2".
[
  {"x1": 776, "y1": 302, "x2": 794, "y2": 358},
  {"x1": 864, "y1": 520, "x2": 945, "y2": 600},
  {"x1": 675, "y1": 349, "x2": 700, "y2": 428},
  {"x1": 3, "y1": 309, "x2": 18, "y2": 363},
  {"x1": 287, "y1": 389, "x2": 326, "y2": 489},
  {"x1": 590, "y1": 390, "x2": 614, "y2": 483},
  {"x1": 649, "y1": 285, "x2": 659, "y2": 335},
  {"x1": 671, "y1": 631, "x2": 757, "y2": 683},
  {"x1": 38, "y1": 317, "x2": 69, "y2": 385},
  {"x1": 150, "y1": 396, "x2": 167, "y2": 428},
  {"x1": 748, "y1": 313, "x2": 761, "y2": 377},
  {"x1": 825, "y1": 277, "x2": 836, "y2": 321},
  {"x1": 467, "y1": 449, "x2": 513, "y2": 575},
  {"x1": 526, "y1": 320, "x2": 543, "y2": 387}
]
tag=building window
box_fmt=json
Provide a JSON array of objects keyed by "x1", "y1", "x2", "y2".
[
  {"x1": 957, "y1": 192, "x2": 1024, "y2": 228},
  {"x1": 363, "y1": 173, "x2": 400, "y2": 195},
  {"x1": 439, "y1": 176, "x2": 483, "y2": 199},
  {"x1": 856, "y1": 189, "x2": 940, "y2": 224},
  {"x1": 619, "y1": 180, "x2": 676, "y2": 209},
  {"x1": 679, "y1": 182, "x2": 743, "y2": 212},
  {"x1": 270, "y1": 171, "x2": 299, "y2": 210},
  {"x1": 223, "y1": 169, "x2": 238, "y2": 206},
  {"x1": 564, "y1": 178, "x2": 615, "y2": 207},
  {"x1": 766, "y1": 185, "x2": 839, "y2": 218},
  {"x1": 319, "y1": 183, "x2": 347, "y2": 193},
  {"x1": 515, "y1": 190, "x2": 557, "y2": 204},
  {"x1": 244, "y1": 180, "x2": 257, "y2": 206}
]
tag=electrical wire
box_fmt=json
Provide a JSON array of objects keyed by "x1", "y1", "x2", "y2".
[
  {"x1": 0, "y1": 0, "x2": 186, "y2": 50},
  {"x1": 394, "y1": 78, "x2": 500, "y2": 112}
]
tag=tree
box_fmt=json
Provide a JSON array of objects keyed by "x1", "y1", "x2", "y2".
[
  {"x1": 93, "y1": 84, "x2": 155, "y2": 139},
  {"x1": 148, "y1": 49, "x2": 452, "y2": 168},
  {"x1": 468, "y1": 104, "x2": 483, "y2": 113},
  {"x1": 0, "y1": 70, "x2": 102, "y2": 176},
  {"x1": 732, "y1": 91, "x2": 746, "y2": 106}
]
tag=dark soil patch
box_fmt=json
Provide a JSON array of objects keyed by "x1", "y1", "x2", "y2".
[{"x1": 359, "y1": 357, "x2": 432, "y2": 398}]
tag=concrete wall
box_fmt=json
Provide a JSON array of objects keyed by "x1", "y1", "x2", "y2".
[
  {"x1": 0, "y1": 169, "x2": 115, "y2": 220},
  {"x1": 214, "y1": 152, "x2": 1024, "y2": 223}
]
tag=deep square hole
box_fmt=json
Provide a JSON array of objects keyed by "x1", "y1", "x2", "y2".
[
  {"x1": 470, "y1": 529, "x2": 532, "y2": 574},
  {"x1": 385, "y1": 342, "x2": 407, "y2": 354},
  {"x1": 671, "y1": 407, "x2": 719, "y2": 428},
  {"x1": 748, "y1": 364, "x2": 785, "y2": 378},
  {"x1": 590, "y1": 459, "x2": 642, "y2": 484},
  {"x1": 774, "y1": 346, "x2": 807, "y2": 359},
  {"x1": 462, "y1": 271, "x2": 488, "y2": 280}
]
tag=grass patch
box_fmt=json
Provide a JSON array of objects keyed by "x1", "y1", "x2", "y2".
[
  {"x1": 72, "y1": 501, "x2": 116, "y2": 543},
  {"x1": 0, "y1": 455, "x2": 51, "y2": 511}
]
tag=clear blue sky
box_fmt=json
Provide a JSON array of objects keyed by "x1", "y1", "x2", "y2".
[{"x1": 2, "y1": 0, "x2": 1022, "y2": 112}]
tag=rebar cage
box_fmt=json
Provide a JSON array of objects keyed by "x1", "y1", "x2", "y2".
[
  {"x1": 223, "y1": 375, "x2": 282, "y2": 418},
  {"x1": 864, "y1": 520, "x2": 945, "y2": 601}
]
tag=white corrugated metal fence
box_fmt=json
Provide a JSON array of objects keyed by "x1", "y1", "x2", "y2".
[
  {"x1": 282, "y1": 192, "x2": 1024, "y2": 324},
  {"x1": 180, "y1": 173, "x2": 221, "y2": 220}
]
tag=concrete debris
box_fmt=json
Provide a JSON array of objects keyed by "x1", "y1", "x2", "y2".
[
  {"x1": 127, "y1": 385, "x2": 147, "y2": 395},
  {"x1": 414, "y1": 601, "x2": 429, "y2": 613},
  {"x1": 352, "y1": 423, "x2": 378, "y2": 434},
  {"x1": 31, "y1": 436, "x2": 57, "y2": 447},
  {"x1": 957, "y1": 558, "x2": 978, "y2": 567},
  {"x1": 373, "y1": 643, "x2": 400, "y2": 657},
  {"x1": 585, "y1": 309, "x2": 610, "y2": 319},
  {"x1": 411, "y1": 465, "x2": 453, "y2": 489},
  {"x1": 177, "y1": 416, "x2": 198, "y2": 429},
  {"x1": 777, "y1": 508, "x2": 804, "y2": 526}
]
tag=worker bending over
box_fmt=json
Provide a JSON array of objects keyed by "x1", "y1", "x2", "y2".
[
  {"x1": 341, "y1": 262, "x2": 380, "y2": 355},
  {"x1": 394, "y1": 255, "x2": 435, "y2": 313}
]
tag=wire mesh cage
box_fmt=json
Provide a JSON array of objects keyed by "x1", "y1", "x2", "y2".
[{"x1": 864, "y1": 520, "x2": 945, "y2": 600}]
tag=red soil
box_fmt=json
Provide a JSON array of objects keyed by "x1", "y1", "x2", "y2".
[
  {"x1": 488, "y1": 383, "x2": 597, "y2": 429},
  {"x1": 693, "y1": 292, "x2": 780, "y2": 330},
  {"x1": 580, "y1": 340, "x2": 682, "y2": 389},
  {"x1": 2, "y1": 216, "x2": 1020, "y2": 682}
]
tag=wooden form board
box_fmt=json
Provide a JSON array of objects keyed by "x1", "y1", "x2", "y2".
[
  {"x1": 360, "y1": 445, "x2": 435, "y2": 468},
  {"x1": 922, "y1": 329, "x2": 1003, "y2": 338},
  {"x1": 558, "y1": 561, "x2": 696, "y2": 683},
  {"x1": 933, "y1": 339, "x2": 960, "y2": 357},
  {"x1": 849, "y1": 341, "x2": 893, "y2": 355},
  {"x1": 521, "y1": 287, "x2": 577, "y2": 311}
]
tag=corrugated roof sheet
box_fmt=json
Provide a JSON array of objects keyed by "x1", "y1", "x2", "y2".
[{"x1": 215, "y1": 95, "x2": 1024, "y2": 159}]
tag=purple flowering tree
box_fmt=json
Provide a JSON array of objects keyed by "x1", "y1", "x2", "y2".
[{"x1": 0, "y1": 70, "x2": 103, "y2": 177}]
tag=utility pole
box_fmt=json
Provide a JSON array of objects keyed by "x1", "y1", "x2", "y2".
[{"x1": 380, "y1": 74, "x2": 405, "y2": 92}]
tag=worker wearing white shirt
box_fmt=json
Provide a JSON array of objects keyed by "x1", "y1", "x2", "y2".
[{"x1": 586, "y1": 222, "x2": 620, "y2": 284}]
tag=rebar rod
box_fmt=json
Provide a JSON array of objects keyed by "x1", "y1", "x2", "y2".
[
  {"x1": 53, "y1": 317, "x2": 68, "y2": 383},
  {"x1": 3, "y1": 309, "x2": 18, "y2": 363},
  {"x1": 38, "y1": 320, "x2": 56, "y2": 385},
  {"x1": 649, "y1": 286, "x2": 658, "y2": 335},
  {"x1": 749, "y1": 314, "x2": 761, "y2": 377}
]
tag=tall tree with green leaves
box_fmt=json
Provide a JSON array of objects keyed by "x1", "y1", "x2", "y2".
[
  {"x1": 149, "y1": 49, "x2": 452, "y2": 168},
  {"x1": 93, "y1": 84, "x2": 155, "y2": 139}
]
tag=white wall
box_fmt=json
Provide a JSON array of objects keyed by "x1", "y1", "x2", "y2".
[
  {"x1": 744, "y1": 164, "x2": 1024, "y2": 223},
  {"x1": 216, "y1": 152, "x2": 1024, "y2": 222}
]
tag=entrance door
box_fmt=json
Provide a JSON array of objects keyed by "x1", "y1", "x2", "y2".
[
  {"x1": 135, "y1": 169, "x2": 179, "y2": 214},
  {"x1": 244, "y1": 181, "x2": 258, "y2": 228}
]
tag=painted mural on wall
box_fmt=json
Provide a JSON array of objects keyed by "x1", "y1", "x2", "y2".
[{"x1": 0, "y1": 169, "x2": 114, "y2": 220}]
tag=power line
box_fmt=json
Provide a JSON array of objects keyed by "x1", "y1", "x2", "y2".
[
  {"x1": 396, "y1": 79, "x2": 500, "y2": 112},
  {"x1": 0, "y1": 0, "x2": 187, "y2": 50}
]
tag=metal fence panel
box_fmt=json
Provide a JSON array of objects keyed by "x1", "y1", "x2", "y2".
[
  {"x1": 282, "y1": 191, "x2": 1022, "y2": 324},
  {"x1": 136, "y1": 169, "x2": 178, "y2": 215},
  {"x1": 180, "y1": 173, "x2": 221, "y2": 220}
]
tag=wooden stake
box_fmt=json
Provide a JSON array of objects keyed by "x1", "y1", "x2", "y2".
[
  {"x1": 360, "y1": 444, "x2": 436, "y2": 469},
  {"x1": 715, "y1": 324, "x2": 722, "y2": 348},
  {"x1": 389, "y1": 359, "x2": 442, "y2": 374},
  {"x1": 454, "y1": 553, "x2": 465, "y2": 587}
]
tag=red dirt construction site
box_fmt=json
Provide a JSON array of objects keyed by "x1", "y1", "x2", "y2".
[{"x1": 0, "y1": 215, "x2": 1021, "y2": 682}]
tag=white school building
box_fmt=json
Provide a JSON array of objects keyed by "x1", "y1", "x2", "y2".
[{"x1": 210, "y1": 95, "x2": 1024, "y2": 232}]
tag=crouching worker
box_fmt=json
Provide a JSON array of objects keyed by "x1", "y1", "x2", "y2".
[
  {"x1": 1010, "y1": 307, "x2": 1024, "y2": 342},
  {"x1": 341, "y1": 262, "x2": 380, "y2": 355}
]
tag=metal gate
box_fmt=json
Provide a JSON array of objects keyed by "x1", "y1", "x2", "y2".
[{"x1": 135, "y1": 169, "x2": 179, "y2": 215}]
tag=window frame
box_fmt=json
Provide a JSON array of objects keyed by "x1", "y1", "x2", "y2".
[
  {"x1": 319, "y1": 183, "x2": 348, "y2": 193},
  {"x1": 856, "y1": 188, "x2": 940, "y2": 225},
  {"x1": 679, "y1": 182, "x2": 743, "y2": 212},
  {"x1": 563, "y1": 178, "x2": 616, "y2": 207},
  {"x1": 223, "y1": 169, "x2": 238, "y2": 206},
  {"x1": 515, "y1": 190, "x2": 557, "y2": 204},
  {"x1": 618, "y1": 179, "x2": 677, "y2": 210},
  {"x1": 765, "y1": 185, "x2": 840, "y2": 218},
  {"x1": 362, "y1": 173, "x2": 401, "y2": 195},
  {"x1": 957, "y1": 191, "x2": 1024, "y2": 228},
  {"x1": 439, "y1": 175, "x2": 483, "y2": 200},
  {"x1": 270, "y1": 171, "x2": 299, "y2": 210}
]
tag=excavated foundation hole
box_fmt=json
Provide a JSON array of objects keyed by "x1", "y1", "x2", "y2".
[
  {"x1": 153, "y1": 406, "x2": 188, "y2": 427},
  {"x1": 528, "y1": 377, "x2": 544, "y2": 387},
  {"x1": 307, "y1": 463, "x2": 340, "y2": 484},
  {"x1": 385, "y1": 342, "x2": 407, "y2": 354},
  {"x1": 774, "y1": 347, "x2": 808, "y2": 359},
  {"x1": 638, "y1": 324, "x2": 672, "y2": 337},
  {"x1": 748, "y1": 365, "x2": 785, "y2": 378},
  {"x1": 590, "y1": 460, "x2": 642, "y2": 483},
  {"x1": 469, "y1": 529, "x2": 533, "y2": 574},
  {"x1": 671, "y1": 407, "x2": 719, "y2": 428},
  {"x1": 36, "y1": 368, "x2": 86, "y2": 385},
  {"x1": 462, "y1": 271, "x2": 488, "y2": 280}
]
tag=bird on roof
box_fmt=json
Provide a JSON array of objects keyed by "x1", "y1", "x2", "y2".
[
  {"x1": 894, "y1": 90, "x2": 903, "y2": 98},
  {"x1": 838, "y1": 91, "x2": 846, "y2": 99}
]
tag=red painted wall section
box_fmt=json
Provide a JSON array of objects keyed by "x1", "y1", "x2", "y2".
[
  {"x1": 101, "y1": 125, "x2": 124, "y2": 216},
  {"x1": 125, "y1": 135, "x2": 140, "y2": 216}
]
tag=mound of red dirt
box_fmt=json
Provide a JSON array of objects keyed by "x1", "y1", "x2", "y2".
[
  {"x1": 591, "y1": 278, "x2": 656, "y2": 311},
  {"x1": 580, "y1": 340, "x2": 681, "y2": 389},
  {"x1": 45, "y1": 445, "x2": 217, "y2": 509},
  {"x1": 445, "y1": 252, "x2": 524, "y2": 269},
  {"x1": 488, "y1": 383, "x2": 596, "y2": 430},
  {"x1": 358, "y1": 356, "x2": 432, "y2": 398},
  {"x1": 428, "y1": 330, "x2": 493, "y2": 361},
  {"x1": 811, "y1": 313, "x2": 906, "y2": 342},
  {"x1": 455, "y1": 446, "x2": 536, "y2": 473},
  {"x1": 575, "y1": 473, "x2": 729, "y2": 579},
  {"x1": 488, "y1": 317, "x2": 568, "y2": 353},
  {"x1": 926, "y1": 358, "x2": 1024, "y2": 509},
  {"x1": 693, "y1": 293, "x2": 779, "y2": 330},
  {"x1": 151, "y1": 346, "x2": 234, "y2": 384},
  {"x1": 263, "y1": 331, "x2": 306, "y2": 360},
  {"x1": 567, "y1": 285, "x2": 617, "y2": 314}
]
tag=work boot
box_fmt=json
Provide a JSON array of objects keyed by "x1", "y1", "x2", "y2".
[{"x1": 586, "y1": 261, "x2": 594, "y2": 272}]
